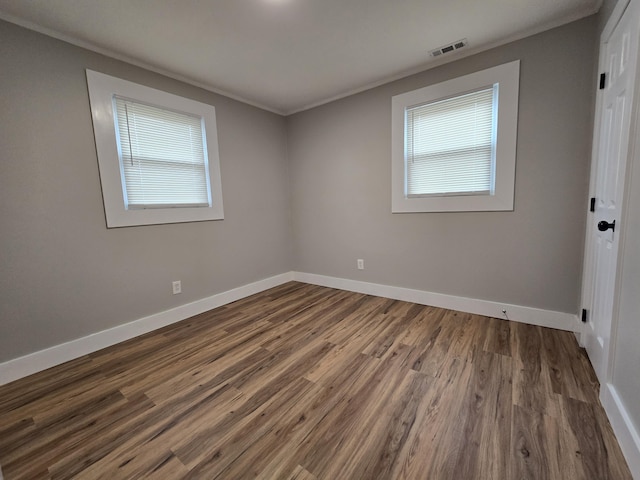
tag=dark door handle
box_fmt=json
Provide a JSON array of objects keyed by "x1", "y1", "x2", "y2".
[{"x1": 598, "y1": 220, "x2": 616, "y2": 232}]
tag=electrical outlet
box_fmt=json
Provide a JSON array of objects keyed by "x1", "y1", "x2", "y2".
[
  {"x1": 172, "y1": 280, "x2": 182, "y2": 295},
  {"x1": 357, "y1": 259, "x2": 364, "y2": 270}
]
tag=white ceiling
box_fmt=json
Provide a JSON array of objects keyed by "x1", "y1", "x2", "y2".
[{"x1": 0, "y1": 0, "x2": 601, "y2": 114}]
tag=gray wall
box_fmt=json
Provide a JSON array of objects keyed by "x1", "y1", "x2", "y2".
[
  {"x1": 0, "y1": 20, "x2": 292, "y2": 362},
  {"x1": 287, "y1": 17, "x2": 598, "y2": 314},
  {"x1": 0, "y1": 15, "x2": 601, "y2": 364}
]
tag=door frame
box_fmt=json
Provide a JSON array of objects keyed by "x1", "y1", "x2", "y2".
[{"x1": 580, "y1": 0, "x2": 634, "y2": 379}]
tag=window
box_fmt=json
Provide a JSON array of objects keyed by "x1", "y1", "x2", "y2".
[
  {"x1": 406, "y1": 87, "x2": 496, "y2": 197},
  {"x1": 114, "y1": 97, "x2": 210, "y2": 209},
  {"x1": 86, "y1": 70, "x2": 224, "y2": 227},
  {"x1": 392, "y1": 60, "x2": 520, "y2": 213}
]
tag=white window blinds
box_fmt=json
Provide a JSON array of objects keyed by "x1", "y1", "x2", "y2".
[
  {"x1": 114, "y1": 96, "x2": 211, "y2": 209},
  {"x1": 405, "y1": 86, "x2": 497, "y2": 197}
]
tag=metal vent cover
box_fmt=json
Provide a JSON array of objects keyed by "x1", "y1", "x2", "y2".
[{"x1": 430, "y1": 38, "x2": 468, "y2": 57}]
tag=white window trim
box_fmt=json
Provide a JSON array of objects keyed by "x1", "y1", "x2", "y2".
[
  {"x1": 391, "y1": 60, "x2": 520, "y2": 213},
  {"x1": 86, "y1": 70, "x2": 224, "y2": 227}
]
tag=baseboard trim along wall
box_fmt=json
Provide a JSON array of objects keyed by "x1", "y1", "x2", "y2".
[
  {"x1": 0, "y1": 272, "x2": 294, "y2": 386},
  {"x1": 601, "y1": 383, "x2": 640, "y2": 479},
  {"x1": 293, "y1": 272, "x2": 581, "y2": 332},
  {"x1": 0, "y1": 270, "x2": 581, "y2": 386}
]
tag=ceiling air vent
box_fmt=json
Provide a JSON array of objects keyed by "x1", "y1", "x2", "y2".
[{"x1": 430, "y1": 38, "x2": 468, "y2": 57}]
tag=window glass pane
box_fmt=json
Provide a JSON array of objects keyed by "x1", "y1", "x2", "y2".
[
  {"x1": 114, "y1": 97, "x2": 210, "y2": 208},
  {"x1": 406, "y1": 87, "x2": 496, "y2": 196}
]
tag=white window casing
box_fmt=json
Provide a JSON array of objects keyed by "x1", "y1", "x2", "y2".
[
  {"x1": 392, "y1": 60, "x2": 520, "y2": 213},
  {"x1": 86, "y1": 70, "x2": 224, "y2": 227}
]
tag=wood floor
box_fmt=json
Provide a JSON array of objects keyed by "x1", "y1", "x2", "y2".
[{"x1": 0, "y1": 282, "x2": 632, "y2": 479}]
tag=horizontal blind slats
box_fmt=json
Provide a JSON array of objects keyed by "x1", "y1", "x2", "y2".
[
  {"x1": 406, "y1": 87, "x2": 496, "y2": 196},
  {"x1": 114, "y1": 96, "x2": 210, "y2": 207}
]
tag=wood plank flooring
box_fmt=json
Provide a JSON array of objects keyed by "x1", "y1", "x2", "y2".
[{"x1": 0, "y1": 282, "x2": 632, "y2": 479}]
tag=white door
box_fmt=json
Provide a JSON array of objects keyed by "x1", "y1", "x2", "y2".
[{"x1": 584, "y1": 0, "x2": 640, "y2": 383}]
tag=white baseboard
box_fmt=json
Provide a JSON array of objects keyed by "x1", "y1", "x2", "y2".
[
  {"x1": 0, "y1": 272, "x2": 294, "y2": 386},
  {"x1": 293, "y1": 272, "x2": 581, "y2": 332},
  {"x1": 602, "y1": 384, "x2": 640, "y2": 479},
  {"x1": 0, "y1": 271, "x2": 581, "y2": 386}
]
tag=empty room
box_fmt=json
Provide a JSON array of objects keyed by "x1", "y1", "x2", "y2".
[{"x1": 1, "y1": 0, "x2": 639, "y2": 478}]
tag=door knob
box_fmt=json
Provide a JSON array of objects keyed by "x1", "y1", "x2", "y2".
[{"x1": 597, "y1": 220, "x2": 616, "y2": 232}]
